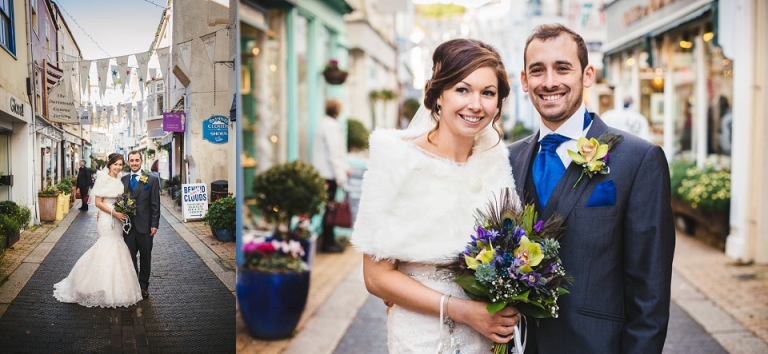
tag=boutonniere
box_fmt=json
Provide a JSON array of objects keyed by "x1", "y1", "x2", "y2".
[
  {"x1": 139, "y1": 175, "x2": 149, "y2": 184},
  {"x1": 567, "y1": 133, "x2": 622, "y2": 188}
]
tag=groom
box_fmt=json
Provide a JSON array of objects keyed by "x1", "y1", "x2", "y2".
[
  {"x1": 509, "y1": 24, "x2": 675, "y2": 353},
  {"x1": 122, "y1": 151, "x2": 161, "y2": 298}
]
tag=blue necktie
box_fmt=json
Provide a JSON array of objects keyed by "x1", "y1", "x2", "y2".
[
  {"x1": 533, "y1": 110, "x2": 592, "y2": 208},
  {"x1": 130, "y1": 174, "x2": 138, "y2": 190},
  {"x1": 533, "y1": 134, "x2": 570, "y2": 208}
]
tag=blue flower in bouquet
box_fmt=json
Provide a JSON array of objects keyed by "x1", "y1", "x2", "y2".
[{"x1": 114, "y1": 193, "x2": 137, "y2": 216}]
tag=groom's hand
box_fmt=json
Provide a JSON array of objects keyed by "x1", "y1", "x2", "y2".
[{"x1": 150, "y1": 227, "x2": 158, "y2": 237}]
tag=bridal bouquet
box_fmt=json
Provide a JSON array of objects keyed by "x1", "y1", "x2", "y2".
[
  {"x1": 114, "y1": 193, "x2": 137, "y2": 233},
  {"x1": 444, "y1": 188, "x2": 570, "y2": 354}
]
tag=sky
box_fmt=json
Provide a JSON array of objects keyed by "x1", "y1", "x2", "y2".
[{"x1": 55, "y1": 0, "x2": 168, "y2": 61}]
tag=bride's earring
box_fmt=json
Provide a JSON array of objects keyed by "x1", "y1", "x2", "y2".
[{"x1": 437, "y1": 105, "x2": 441, "y2": 116}]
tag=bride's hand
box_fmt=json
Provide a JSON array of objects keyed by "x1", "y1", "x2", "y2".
[
  {"x1": 452, "y1": 298, "x2": 520, "y2": 343},
  {"x1": 113, "y1": 211, "x2": 128, "y2": 221}
]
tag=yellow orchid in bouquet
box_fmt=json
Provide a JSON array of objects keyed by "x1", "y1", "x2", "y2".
[{"x1": 567, "y1": 133, "x2": 622, "y2": 188}]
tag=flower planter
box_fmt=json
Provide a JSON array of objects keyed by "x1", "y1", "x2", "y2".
[
  {"x1": 237, "y1": 269, "x2": 310, "y2": 340},
  {"x1": 671, "y1": 197, "x2": 729, "y2": 251},
  {"x1": 212, "y1": 227, "x2": 236, "y2": 242},
  {"x1": 38, "y1": 195, "x2": 58, "y2": 222},
  {"x1": 55, "y1": 193, "x2": 70, "y2": 221},
  {"x1": 0, "y1": 175, "x2": 12, "y2": 186},
  {"x1": 323, "y1": 69, "x2": 348, "y2": 85}
]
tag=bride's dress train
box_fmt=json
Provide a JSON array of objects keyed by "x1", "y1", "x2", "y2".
[{"x1": 53, "y1": 172, "x2": 142, "y2": 308}]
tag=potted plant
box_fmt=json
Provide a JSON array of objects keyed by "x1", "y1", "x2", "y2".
[
  {"x1": 204, "y1": 195, "x2": 236, "y2": 242},
  {"x1": 0, "y1": 201, "x2": 31, "y2": 249},
  {"x1": 347, "y1": 119, "x2": 370, "y2": 151},
  {"x1": 38, "y1": 185, "x2": 59, "y2": 222},
  {"x1": 669, "y1": 158, "x2": 731, "y2": 250},
  {"x1": 253, "y1": 160, "x2": 326, "y2": 267},
  {"x1": 322, "y1": 59, "x2": 348, "y2": 85},
  {"x1": 237, "y1": 236, "x2": 309, "y2": 340}
]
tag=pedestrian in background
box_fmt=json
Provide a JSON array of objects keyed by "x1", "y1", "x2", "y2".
[
  {"x1": 601, "y1": 95, "x2": 651, "y2": 141},
  {"x1": 312, "y1": 98, "x2": 350, "y2": 253},
  {"x1": 76, "y1": 159, "x2": 92, "y2": 211}
]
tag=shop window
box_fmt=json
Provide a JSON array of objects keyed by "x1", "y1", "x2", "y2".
[
  {"x1": 295, "y1": 14, "x2": 309, "y2": 162},
  {"x1": 0, "y1": 0, "x2": 15, "y2": 56}
]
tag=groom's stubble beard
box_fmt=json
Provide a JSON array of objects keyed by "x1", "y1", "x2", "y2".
[{"x1": 537, "y1": 83, "x2": 583, "y2": 126}]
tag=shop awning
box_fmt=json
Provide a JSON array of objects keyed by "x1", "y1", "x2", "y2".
[{"x1": 648, "y1": 3, "x2": 712, "y2": 38}]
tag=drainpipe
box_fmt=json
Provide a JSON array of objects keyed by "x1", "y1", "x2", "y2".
[{"x1": 25, "y1": 0, "x2": 40, "y2": 225}]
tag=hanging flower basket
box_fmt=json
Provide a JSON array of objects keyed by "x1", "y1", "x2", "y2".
[
  {"x1": 323, "y1": 59, "x2": 348, "y2": 85},
  {"x1": 323, "y1": 69, "x2": 348, "y2": 85}
]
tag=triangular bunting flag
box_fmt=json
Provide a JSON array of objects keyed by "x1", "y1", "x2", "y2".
[
  {"x1": 125, "y1": 102, "x2": 133, "y2": 121},
  {"x1": 78, "y1": 60, "x2": 91, "y2": 95},
  {"x1": 178, "y1": 40, "x2": 192, "y2": 73},
  {"x1": 200, "y1": 32, "x2": 216, "y2": 67},
  {"x1": 156, "y1": 46, "x2": 171, "y2": 82},
  {"x1": 61, "y1": 62, "x2": 74, "y2": 98},
  {"x1": 96, "y1": 58, "x2": 110, "y2": 98},
  {"x1": 111, "y1": 65, "x2": 119, "y2": 89},
  {"x1": 116, "y1": 55, "x2": 130, "y2": 93},
  {"x1": 137, "y1": 101, "x2": 144, "y2": 122},
  {"x1": 135, "y1": 51, "x2": 150, "y2": 99}
]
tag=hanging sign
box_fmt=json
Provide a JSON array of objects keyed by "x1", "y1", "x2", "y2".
[
  {"x1": 163, "y1": 112, "x2": 185, "y2": 132},
  {"x1": 181, "y1": 183, "x2": 208, "y2": 222},
  {"x1": 202, "y1": 115, "x2": 229, "y2": 144}
]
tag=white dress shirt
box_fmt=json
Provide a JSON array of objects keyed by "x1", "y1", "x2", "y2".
[{"x1": 537, "y1": 103, "x2": 592, "y2": 168}]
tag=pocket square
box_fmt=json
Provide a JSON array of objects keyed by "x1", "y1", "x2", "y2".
[
  {"x1": 586, "y1": 180, "x2": 616, "y2": 207},
  {"x1": 144, "y1": 184, "x2": 150, "y2": 191}
]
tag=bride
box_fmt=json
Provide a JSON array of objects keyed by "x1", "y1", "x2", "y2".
[
  {"x1": 352, "y1": 38, "x2": 521, "y2": 353},
  {"x1": 53, "y1": 153, "x2": 143, "y2": 308}
]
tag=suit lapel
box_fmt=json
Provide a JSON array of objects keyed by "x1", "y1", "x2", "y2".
[
  {"x1": 511, "y1": 133, "x2": 542, "y2": 210},
  {"x1": 544, "y1": 113, "x2": 608, "y2": 221}
]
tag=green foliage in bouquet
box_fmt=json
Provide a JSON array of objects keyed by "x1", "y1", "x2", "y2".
[
  {"x1": 347, "y1": 119, "x2": 369, "y2": 151},
  {"x1": 670, "y1": 158, "x2": 730, "y2": 212},
  {"x1": 204, "y1": 195, "x2": 236, "y2": 231},
  {"x1": 56, "y1": 178, "x2": 74, "y2": 195},
  {"x1": 253, "y1": 161, "x2": 326, "y2": 239}
]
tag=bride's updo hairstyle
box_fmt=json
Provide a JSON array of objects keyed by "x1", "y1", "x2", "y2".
[
  {"x1": 106, "y1": 153, "x2": 125, "y2": 169},
  {"x1": 423, "y1": 38, "x2": 510, "y2": 143}
]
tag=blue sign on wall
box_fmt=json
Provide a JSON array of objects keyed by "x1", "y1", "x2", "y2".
[{"x1": 203, "y1": 115, "x2": 229, "y2": 144}]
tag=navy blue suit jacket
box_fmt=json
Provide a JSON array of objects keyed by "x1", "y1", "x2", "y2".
[{"x1": 508, "y1": 115, "x2": 675, "y2": 353}]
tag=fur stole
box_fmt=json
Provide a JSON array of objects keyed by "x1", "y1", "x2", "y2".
[
  {"x1": 91, "y1": 170, "x2": 125, "y2": 198},
  {"x1": 351, "y1": 128, "x2": 517, "y2": 264}
]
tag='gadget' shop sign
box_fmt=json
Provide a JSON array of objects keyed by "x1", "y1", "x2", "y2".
[{"x1": 202, "y1": 115, "x2": 229, "y2": 144}]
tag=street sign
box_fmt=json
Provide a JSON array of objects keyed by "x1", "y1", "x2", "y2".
[{"x1": 181, "y1": 183, "x2": 208, "y2": 222}]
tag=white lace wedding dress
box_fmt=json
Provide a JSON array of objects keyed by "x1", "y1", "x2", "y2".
[
  {"x1": 53, "y1": 170, "x2": 143, "y2": 308},
  {"x1": 352, "y1": 122, "x2": 518, "y2": 353}
]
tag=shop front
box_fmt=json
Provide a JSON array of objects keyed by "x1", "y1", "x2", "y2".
[
  {"x1": 239, "y1": 0, "x2": 351, "y2": 266},
  {"x1": 0, "y1": 88, "x2": 33, "y2": 204},
  {"x1": 603, "y1": 0, "x2": 731, "y2": 167}
]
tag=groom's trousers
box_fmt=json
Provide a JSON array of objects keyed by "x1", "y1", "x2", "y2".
[{"x1": 124, "y1": 228, "x2": 153, "y2": 290}]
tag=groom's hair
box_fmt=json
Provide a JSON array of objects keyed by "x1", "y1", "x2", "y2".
[
  {"x1": 127, "y1": 150, "x2": 142, "y2": 161},
  {"x1": 524, "y1": 23, "x2": 589, "y2": 73}
]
